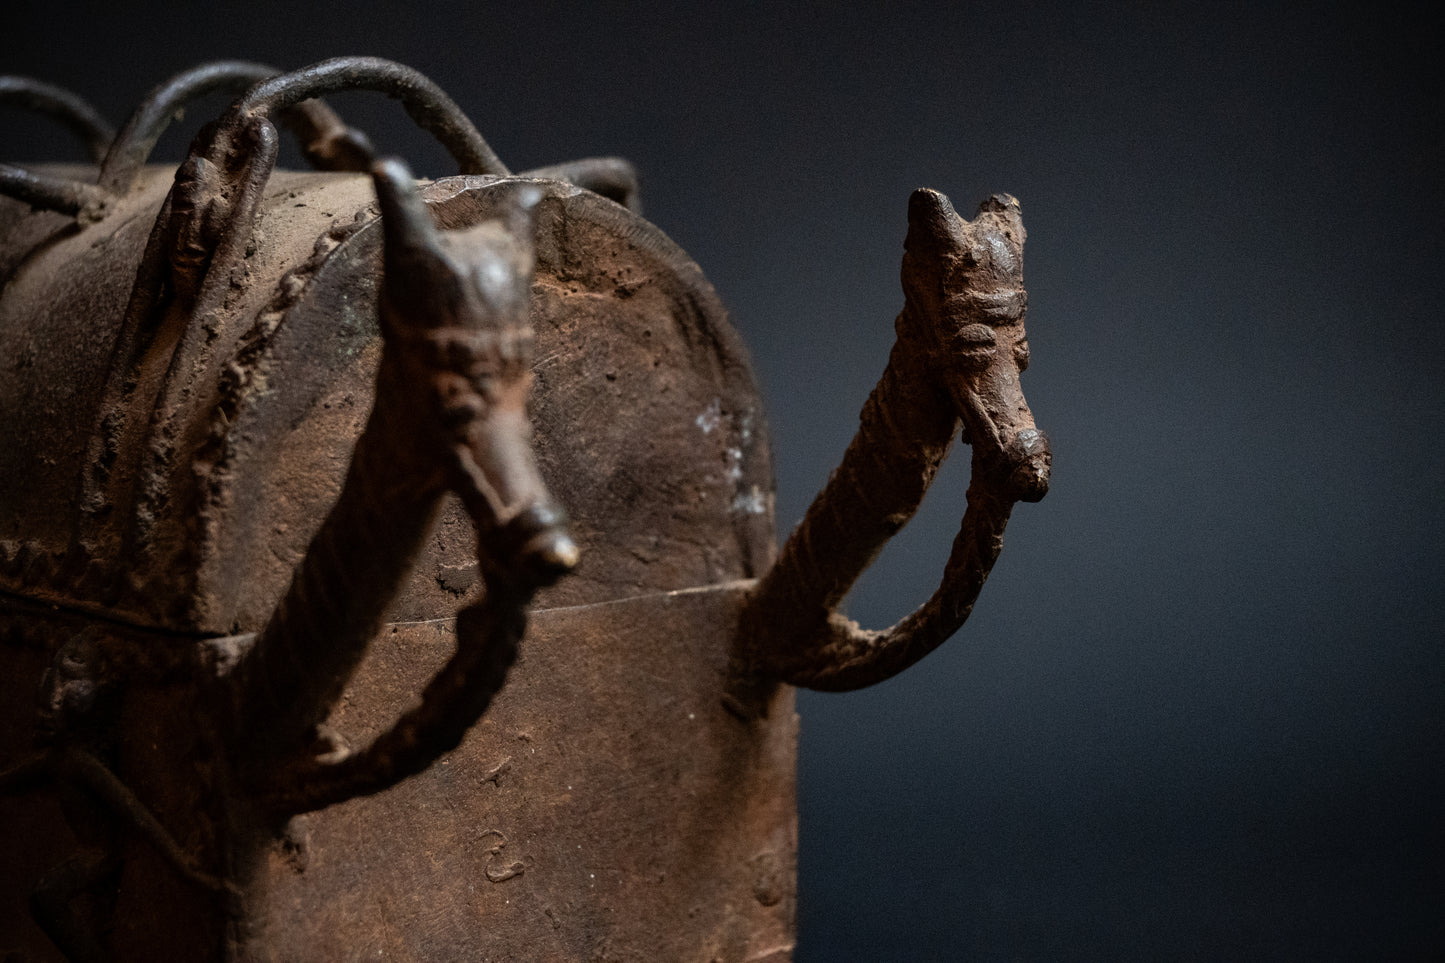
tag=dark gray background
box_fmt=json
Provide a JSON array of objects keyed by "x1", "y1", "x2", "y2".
[{"x1": 4, "y1": 2, "x2": 1441, "y2": 958}]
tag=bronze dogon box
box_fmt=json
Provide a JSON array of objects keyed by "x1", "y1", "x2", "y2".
[{"x1": 0, "y1": 59, "x2": 1051, "y2": 960}]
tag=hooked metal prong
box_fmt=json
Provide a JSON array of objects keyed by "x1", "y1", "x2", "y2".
[
  {"x1": 0, "y1": 162, "x2": 111, "y2": 220},
  {"x1": 0, "y1": 75, "x2": 114, "y2": 162}
]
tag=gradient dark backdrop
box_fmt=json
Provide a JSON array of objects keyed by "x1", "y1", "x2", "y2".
[{"x1": 3, "y1": 2, "x2": 1441, "y2": 959}]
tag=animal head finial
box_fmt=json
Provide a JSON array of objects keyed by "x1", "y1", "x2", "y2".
[
  {"x1": 902, "y1": 187, "x2": 1048, "y2": 503},
  {"x1": 369, "y1": 157, "x2": 575, "y2": 586},
  {"x1": 371, "y1": 158, "x2": 540, "y2": 336},
  {"x1": 904, "y1": 188, "x2": 1026, "y2": 319}
]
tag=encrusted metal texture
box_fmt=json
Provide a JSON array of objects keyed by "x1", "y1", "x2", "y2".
[
  {"x1": 2, "y1": 57, "x2": 1050, "y2": 962},
  {"x1": 0, "y1": 169, "x2": 382, "y2": 628},
  {"x1": 252, "y1": 588, "x2": 796, "y2": 961},
  {"x1": 203, "y1": 174, "x2": 776, "y2": 632},
  {"x1": 0, "y1": 168, "x2": 795, "y2": 959},
  {"x1": 215, "y1": 175, "x2": 793, "y2": 956}
]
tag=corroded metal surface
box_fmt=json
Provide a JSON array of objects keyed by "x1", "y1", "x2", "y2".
[
  {"x1": 1, "y1": 57, "x2": 1049, "y2": 961},
  {"x1": 248, "y1": 585, "x2": 795, "y2": 960},
  {"x1": 738, "y1": 190, "x2": 1050, "y2": 693}
]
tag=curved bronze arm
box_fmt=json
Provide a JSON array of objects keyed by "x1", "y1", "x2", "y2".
[
  {"x1": 0, "y1": 75, "x2": 115, "y2": 219},
  {"x1": 0, "y1": 162, "x2": 112, "y2": 220},
  {"x1": 0, "y1": 61, "x2": 372, "y2": 219},
  {"x1": 253, "y1": 585, "x2": 529, "y2": 815},
  {"x1": 0, "y1": 75, "x2": 114, "y2": 161},
  {"x1": 98, "y1": 60, "x2": 375, "y2": 192},
  {"x1": 740, "y1": 190, "x2": 1051, "y2": 692},
  {"x1": 520, "y1": 156, "x2": 642, "y2": 212},
  {"x1": 226, "y1": 161, "x2": 575, "y2": 816},
  {"x1": 232, "y1": 57, "x2": 508, "y2": 177}
]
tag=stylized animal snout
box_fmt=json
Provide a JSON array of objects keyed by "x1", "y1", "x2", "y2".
[
  {"x1": 1001, "y1": 426, "x2": 1051, "y2": 503},
  {"x1": 456, "y1": 406, "x2": 577, "y2": 586},
  {"x1": 498, "y1": 502, "x2": 579, "y2": 586},
  {"x1": 959, "y1": 357, "x2": 1051, "y2": 504}
]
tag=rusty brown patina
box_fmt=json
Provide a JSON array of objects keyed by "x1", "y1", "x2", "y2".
[{"x1": 0, "y1": 57, "x2": 1050, "y2": 961}]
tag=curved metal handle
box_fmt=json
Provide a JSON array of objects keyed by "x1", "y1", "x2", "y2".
[
  {"x1": 98, "y1": 59, "x2": 375, "y2": 193},
  {"x1": 230, "y1": 57, "x2": 508, "y2": 177},
  {"x1": 227, "y1": 163, "x2": 573, "y2": 815},
  {"x1": 255, "y1": 588, "x2": 529, "y2": 815},
  {"x1": 739, "y1": 190, "x2": 1051, "y2": 693},
  {"x1": 1, "y1": 62, "x2": 375, "y2": 219},
  {"x1": 0, "y1": 162, "x2": 111, "y2": 220},
  {"x1": 0, "y1": 76, "x2": 113, "y2": 161},
  {"x1": 0, "y1": 76, "x2": 115, "y2": 219},
  {"x1": 521, "y1": 156, "x2": 642, "y2": 212},
  {"x1": 140, "y1": 56, "x2": 510, "y2": 310},
  {"x1": 741, "y1": 344, "x2": 1015, "y2": 692}
]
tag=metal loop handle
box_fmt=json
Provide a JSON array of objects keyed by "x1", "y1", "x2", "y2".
[
  {"x1": 136, "y1": 58, "x2": 509, "y2": 314},
  {"x1": 231, "y1": 57, "x2": 509, "y2": 177},
  {"x1": 227, "y1": 163, "x2": 567, "y2": 815},
  {"x1": 740, "y1": 190, "x2": 1050, "y2": 694},
  {"x1": 0, "y1": 76, "x2": 115, "y2": 219},
  {"x1": 0, "y1": 76, "x2": 114, "y2": 162},
  {"x1": 99, "y1": 60, "x2": 375, "y2": 193},
  {"x1": 4, "y1": 57, "x2": 508, "y2": 218},
  {"x1": 520, "y1": 156, "x2": 641, "y2": 212},
  {"x1": 741, "y1": 340, "x2": 1018, "y2": 692},
  {"x1": 1, "y1": 61, "x2": 372, "y2": 216},
  {"x1": 255, "y1": 586, "x2": 532, "y2": 815},
  {"x1": 0, "y1": 162, "x2": 111, "y2": 220}
]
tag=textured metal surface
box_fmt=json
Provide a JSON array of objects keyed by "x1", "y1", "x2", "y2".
[
  {"x1": 248, "y1": 584, "x2": 795, "y2": 961},
  {"x1": 739, "y1": 190, "x2": 1050, "y2": 692},
  {"x1": 0, "y1": 161, "x2": 791, "y2": 958},
  {"x1": 1, "y1": 58, "x2": 1049, "y2": 961}
]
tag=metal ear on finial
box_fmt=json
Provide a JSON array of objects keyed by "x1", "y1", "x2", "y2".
[
  {"x1": 906, "y1": 187, "x2": 964, "y2": 251},
  {"x1": 372, "y1": 157, "x2": 442, "y2": 257},
  {"x1": 503, "y1": 182, "x2": 545, "y2": 238}
]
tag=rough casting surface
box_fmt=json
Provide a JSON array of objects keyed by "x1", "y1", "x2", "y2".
[{"x1": 0, "y1": 58, "x2": 1051, "y2": 960}]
